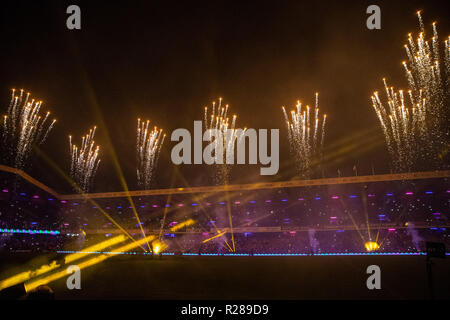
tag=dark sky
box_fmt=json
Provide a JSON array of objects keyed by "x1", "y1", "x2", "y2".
[{"x1": 1, "y1": 0, "x2": 449, "y2": 192}]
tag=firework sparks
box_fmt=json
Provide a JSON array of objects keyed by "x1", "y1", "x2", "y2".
[
  {"x1": 69, "y1": 127, "x2": 101, "y2": 193},
  {"x1": 1, "y1": 89, "x2": 56, "y2": 169},
  {"x1": 136, "y1": 119, "x2": 165, "y2": 189},
  {"x1": 371, "y1": 81, "x2": 422, "y2": 171},
  {"x1": 372, "y1": 12, "x2": 449, "y2": 172},
  {"x1": 282, "y1": 93, "x2": 326, "y2": 178},
  {"x1": 203, "y1": 98, "x2": 246, "y2": 184}
]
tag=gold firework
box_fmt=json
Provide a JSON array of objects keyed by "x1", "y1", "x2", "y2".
[
  {"x1": 372, "y1": 12, "x2": 449, "y2": 171},
  {"x1": 203, "y1": 98, "x2": 246, "y2": 184},
  {"x1": 136, "y1": 118, "x2": 165, "y2": 189},
  {"x1": 69, "y1": 127, "x2": 101, "y2": 193},
  {"x1": 2, "y1": 89, "x2": 56, "y2": 169},
  {"x1": 282, "y1": 93, "x2": 326, "y2": 178}
]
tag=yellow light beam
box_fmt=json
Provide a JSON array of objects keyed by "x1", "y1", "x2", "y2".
[
  {"x1": 170, "y1": 219, "x2": 195, "y2": 232},
  {"x1": 85, "y1": 89, "x2": 150, "y2": 252},
  {"x1": 225, "y1": 191, "x2": 235, "y2": 252},
  {"x1": 64, "y1": 235, "x2": 126, "y2": 264},
  {"x1": 0, "y1": 235, "x2": 127, "y2": 291},
  {"x1": 33, "y1": 147, "x2": 147, "y2": 251},
  {"x1": 365, "y1": 241, "x2": 380, "y2": 252},
  {"x1": 24, "y1": 218, "x2": 195, "y2": 292},
  {"x1": 0, "y1": 261, "x2": 60, "y2": 291},
  {"x1": 202, "y1": 231, "x2": 226, "y2": 244},
  {"x1": 25, "y1": 234, "x2": 157, "y2": 292}
]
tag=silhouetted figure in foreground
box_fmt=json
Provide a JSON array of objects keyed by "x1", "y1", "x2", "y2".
[{"x1": 26, "y1": 285, "x2": 55, "y2": 300}]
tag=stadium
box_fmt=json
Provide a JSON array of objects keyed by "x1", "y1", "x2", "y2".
[
  {"x1": 0, "y1": 164, "x2": 449, "y2": 299},
  {"x1": 0, "y1": 0, "x2": 449, "y2": 303}
]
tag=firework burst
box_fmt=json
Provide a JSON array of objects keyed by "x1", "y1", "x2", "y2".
[
  {"x1": 203, "y1": 98, "x2": 246, "y2": 184},
  {"x1": 136, "y1": 119, "x2": 165, "y2": 189},
  {"x1": 69, "y1": 127, "x2": 101, "y2": 193},
  {"x1": 372, "y1": 12, "x2": 449, "y2": 172},
  {"x1": 282, "y1": 93, "x2": 326, "y2": 178},
  {"x1": 1, "y1": 89, "x2": 56, "y2": 169}
]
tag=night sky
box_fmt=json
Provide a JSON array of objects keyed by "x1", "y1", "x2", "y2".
[{"x1": 1, "y1": 0, "x2": 449, "y2": 192}]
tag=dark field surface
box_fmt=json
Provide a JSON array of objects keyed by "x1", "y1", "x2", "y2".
[{"x1": 1, "y1": 254, "x2": 449, "y2": 299}]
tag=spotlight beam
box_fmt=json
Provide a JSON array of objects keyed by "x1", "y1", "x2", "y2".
[
  {"x1": 33, "y1": 147, "x2": 147, "y2": 251},
  {"x1": 0, "y1": 235, "x2": 127, "y2": 291}
]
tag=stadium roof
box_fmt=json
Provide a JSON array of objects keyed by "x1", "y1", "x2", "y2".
[{"x1": 1, "y1": 164, "x2": 449, "y2": 200}]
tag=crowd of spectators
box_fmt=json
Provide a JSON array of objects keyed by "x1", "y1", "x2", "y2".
[{"x1": 0, "y1": 171, "x2": 448, "y2": 254}]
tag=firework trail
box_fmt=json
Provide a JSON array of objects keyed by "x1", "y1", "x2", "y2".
[
  {"x1": 203, "y1": 98, "x2": 246, "y2": 185},
  {"x1": 1, "y1": 89, "x2": 56, "y2": 169},
  {"x1": 372, "y1": 12, "x2": 449, "y2": 172},
  {"x1": 282, "y1": 93, "x2": 326, "y2": 178},
  {"x1": 136, "y1": 119, "x2": 165, "y2": 189},
  {"x1": 69, "y1": 127, "x2": 101, "y2": 193}
]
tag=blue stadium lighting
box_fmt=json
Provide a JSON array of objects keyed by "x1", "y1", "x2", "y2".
[
  {"x1": 51, "y1": 188, "x2": 440, "y2": 209},
  {"x1": 51, "y1": 251, "x2": 445, "y2": 257},
  {"x1": 0, "y1": 228, "x2": 60, "y2": 235}
]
